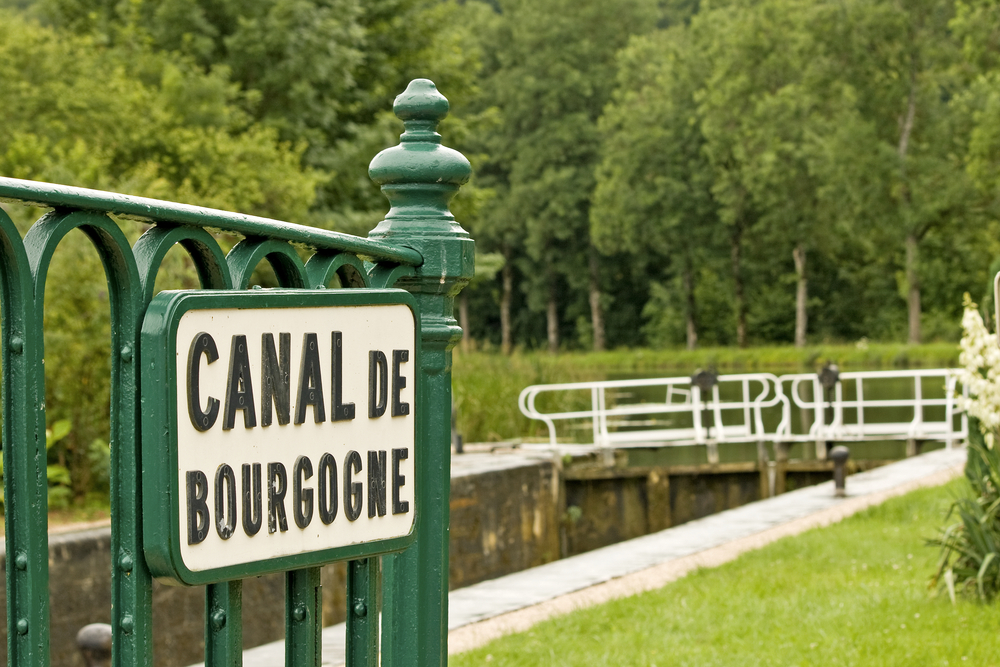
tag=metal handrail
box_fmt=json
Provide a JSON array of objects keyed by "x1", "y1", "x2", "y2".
[
  {"x1": 518, "y1": 373, "x2": 790, "y2": 448},
  {"x1": 779, "y1": 369, "x2": 968, "y2": 447},
  {"x1": 519, "y1": 368, "x2": 968, "y2": 451},
  {"x1": 0, "y1": 177, "x2": 424, "y2": 266}
]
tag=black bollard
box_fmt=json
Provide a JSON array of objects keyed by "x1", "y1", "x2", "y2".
[
  {"x1": 76, "y1": 623, "x2": 112, "y2": 667},
  {"x1": 830, "y1": 445, "x2": 850, "y2": 498},
  {"x1": 691, "y1": 369, "x2": 719, "y2": 438},
  {"x1": 818, "y1": 364, "x2": 840, "y2": 458}
]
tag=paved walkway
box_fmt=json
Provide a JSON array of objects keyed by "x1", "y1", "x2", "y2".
[{"x1": 238, "y1": 446, "x2": 966, "y2": 667}]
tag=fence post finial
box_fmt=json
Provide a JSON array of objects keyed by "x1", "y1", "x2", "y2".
[
  {"x1": 367, "y1": 79, "x2": 475, "y2": 665},
  {"x1": 368, "y1": 78, "x2": 473, "y2": 241}
]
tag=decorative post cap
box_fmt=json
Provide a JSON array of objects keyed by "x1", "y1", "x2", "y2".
[{"x1": 368, "y1": 79, "x2": 471, "y2": 239}]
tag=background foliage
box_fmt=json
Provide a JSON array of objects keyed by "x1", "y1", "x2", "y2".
[{"x1": 2, "y1": 0, "x2": 999, "y2": 500}]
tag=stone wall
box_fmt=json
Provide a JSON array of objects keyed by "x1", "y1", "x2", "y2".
[{"x1": 0, "y1": 528, "x2": 349, "y2": 667}]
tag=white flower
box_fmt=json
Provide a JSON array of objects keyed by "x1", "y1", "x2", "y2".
[{"x1": 957, "y1": 294, "x2": 1000, "y2": 445}]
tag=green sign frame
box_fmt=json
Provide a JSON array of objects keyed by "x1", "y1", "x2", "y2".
[{"x1": 141, "y1": 288, "x2": 420, "y2": 586}]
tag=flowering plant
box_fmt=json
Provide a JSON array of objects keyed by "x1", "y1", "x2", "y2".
[
  {"x1": 956, "y1": 294, "x2": 1000, "y2": 447},
  {"x1": 931, "y1": 295, "x2": 1000, "y2": 601}
]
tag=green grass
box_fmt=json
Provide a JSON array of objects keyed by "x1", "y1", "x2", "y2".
[
  {"x1": 452, "y1": 343, "x2": 960, "y2": 443},
  {"x1": 452, "y1": 479, "x2": 1000, "y2": 667}
]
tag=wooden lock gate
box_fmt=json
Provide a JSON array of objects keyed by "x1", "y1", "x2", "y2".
[{"x1": 0, "y1": 79, "x2": 473, "y2": 667}]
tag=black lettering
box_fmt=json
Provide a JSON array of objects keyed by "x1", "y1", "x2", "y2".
[
  {"x1": 187, "y1": 333, "x2": 220, "y2": 431},
  {"x1": 242, "y1": 463, "x2": 262, "y2": 536},
  {"x1": 267, "y1": 462, "x2": 288, "y2": 533},
  {"x1": 392, "y1": 349, "x2": 410, "y2": 417},
  {"x1": 186, "y1": 470, "x2": 209, "y2": 544},
  {"x1": 368, "y1": 350, "x2": 388, "y2": 418},
  {"x1": 214, "y1": 464, "x2": 237, "y2": 540},
  {"x1": 261, "y1": 333, "x2": 291, "y2": 426},
  {"x1": 332, "y1": 332, "x2": 355, "y2": 421},
  {"x1": 392, "y1": 448, "x2": 409, "y2": 515},
  {"x1": 223, "y1": 335, "x2": 257, "y2": 430},
  {"x1": 293, "y1": 455, "x2": 314, "y2": 529},
  {"x1": 318, "y1": 453, "x2": 338, "y2": 524},
  {"x1": 295, "y1": 333, "x2": 326, "y2": 424},
  {"x1": 344, "y1": 451, "x2": 363, "y2": 521},
  {"x1": 368, "y1": 450, "x2": 387, "y2": 518}
]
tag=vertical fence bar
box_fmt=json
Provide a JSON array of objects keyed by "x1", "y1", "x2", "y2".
[
  {"x1": 346, "y1": 559, "x2": 381, "y2": 667},
  {"x1": 285, "y1": 568, "x2": 322, "y2": 667},
  {"x1": 368, "y1": 79, "x2": 474, "y2": 667},
  {"x1": 206, "y1": 581, "x2": 243, "y2": 667},
  {"x1": 23, "y1": 212, "x2": 151, "y2": 667},
  {"x1": 0, "y1": 211, "x2": 50, "y2": 667}
]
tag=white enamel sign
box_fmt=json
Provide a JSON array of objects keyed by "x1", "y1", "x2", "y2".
[{"x1": 165, "y1": 299, "x2": 416, "y2": 574}]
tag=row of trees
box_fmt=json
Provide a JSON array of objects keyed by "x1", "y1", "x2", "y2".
[
  {"x1": 0, "y1": 0, "x2": 481, "y2": 500},
  {"x1": 6, "y1": 0, "x2": 999, "y2": 355},
  {"x1": 3, "y1": 0, "x2": 1000, "y2": 495},
  {"x1": 458, "y1": 0, "x2": 1000, "y2": 352}
]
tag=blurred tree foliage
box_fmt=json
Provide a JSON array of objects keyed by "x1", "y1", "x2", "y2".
[
  {"x1": 460, "y1": 0, "x2": 1000, "y2": 352},
  {"x1": 4, "y1": 0, "x2": 1000, "y2": 500},
  {"x1": 0, "y1": 8, "x2": 317, "y2": 501}
]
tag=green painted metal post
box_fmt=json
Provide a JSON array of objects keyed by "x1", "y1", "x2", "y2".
[
  {"x1": 205, "y1": 581, "x2": 243, "y2": 667},
  {"x1": 0, "y1": 209, "x2": 50, "y2": 667},
  {"x1": 285, "y1": 568, "x2": 322, "y2": 667},
  {"x1": 369, "y1": 79, "x2": 475, "y2": 666},
  {"x1": 346, "y1": 558, "x2": 381, "y2": 666}
]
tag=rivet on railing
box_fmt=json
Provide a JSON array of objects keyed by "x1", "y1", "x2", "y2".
[
  {"x1": 119, "y1": 552, "x2": 133, "y2": 573},
  {"x1": 120, "y1": 345, "x2": 132, "y2": 362},
  {"x1": 352, "y1": 600, "x2": 367, "y2": 618},
  {"x1": 16, "y1": 619, "x2": 28, "y2": 635},
  {"x1": 14, "y1": 551, "x2": 27, "y2": 570},
  {"x1": 10, "y1": 336, "x2": 23, "y2": 354},
  {"x1": 293, "y1": 604, "x2": 308, "y2": 622},
  {"x1": 120, "y1": 614, "x2": 134, "y2": 634},
  {"x1": 210, "y1": 608, "x2": 227, "y2": 631}
]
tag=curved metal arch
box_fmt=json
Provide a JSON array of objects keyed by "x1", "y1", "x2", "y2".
[
  {"x1": 21, "y1": 209, "x2": 151, "y2": 667},
  {"x1": 305, "y1": 251, "x2": 370, "y2": 289},
  {"x1": 0, "y1": 208, "x2": 52, "y2": 667},
  {"x1": 367, "y1": 262, "x2": 416, "y2": 289},
  {"x1": 133, "y1": 224, "x2": 232, "y2": 305},
  {"x1": 24, "y1": 210, "x2": 143, "y2": 315},
  {"x1": 227, "y1": 238, "x2": 309, "y2": 289}
]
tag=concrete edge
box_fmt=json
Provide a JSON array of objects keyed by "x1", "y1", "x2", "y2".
[{"x1": 446, "y1": 458, "x2": 964, "y2": 654}]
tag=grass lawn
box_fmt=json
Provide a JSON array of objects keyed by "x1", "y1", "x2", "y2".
[{"x1": 452, "y1": 479, "x2": 1000, "y2": 666}]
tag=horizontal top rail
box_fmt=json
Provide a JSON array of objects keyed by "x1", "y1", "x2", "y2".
[
  {"x1": 519, "y1": 372, "x2": 789, "y2": 451},
  {"x1": 0, "y1": 176, "x2": 423, "y2": 266},
  {"x1": 519, "y1": 369, "x2": 968, "y2": 451}
]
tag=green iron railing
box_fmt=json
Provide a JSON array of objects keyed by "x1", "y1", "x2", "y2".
[{"x1": 0, "y1": 78, "x2": 472, "y2": 667}]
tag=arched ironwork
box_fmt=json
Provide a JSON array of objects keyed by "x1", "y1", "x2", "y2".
[{"x1": 0, "y1": 77, "x2": 473, "y2": 667}]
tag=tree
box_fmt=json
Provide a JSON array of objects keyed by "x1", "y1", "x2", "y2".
[
  {"x1": 808, "y1": 0, "x2": 975, "y2": 344},
  {"x1": 693, "y1": 0, "x2": 845, "y2": 347},
  {"x1": 37, "y1": 0, "x2": 484, "y2": 228},
  {"x1": 470, "y1": 0, "x2": 659, "y2": 352},
  {"x1": 593, "y1": 27, "x2": 721, "y2": 350},
  {"x1": 0, "y1": 9, "x2": 317, "y2": 498}
]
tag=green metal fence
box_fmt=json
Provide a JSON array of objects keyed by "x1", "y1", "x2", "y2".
[{"x1": 0, "y1": 78, "x2": 472, "y2": 667}]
